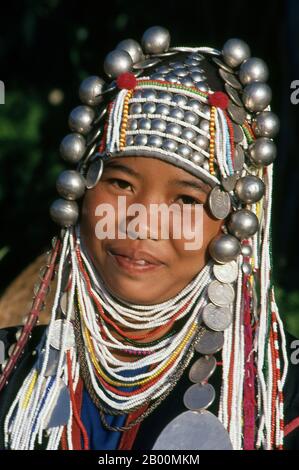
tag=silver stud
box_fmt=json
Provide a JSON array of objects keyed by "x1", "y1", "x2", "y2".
[
  {"x1": 241, "y1": 244, "x2": 253, "y2": 257},
  {"x1": 222, "y1": 38, "x2": 251, "y2": 68},
  {"x1": 104, "y1": 49, "x2": 133, "y2": 79},
  {"x1": 68, "y1": 106, "x2": 95, "y2": 135},
  {"x1": 56, "y1": 170, "x2": 86, "y2": 201},
  {"x1": 50, "y1": 199, "x2": 79, "y2": 227},
  {"x1": 252, "y1": 111, "x2": 280, "y2": 138},
  {"x1": 152, "y1": 118, "x2": 167, "y2": 132},
  {"x1": 156, "y1": 104, "x2": 170, "y2": 115},
  {"x1": 184, "y1": 111, "x2": 199, "y2": 126},
  {"x1": 242, "y1": 262, "x2": 252, "y2": 275},
  {"x1": 163, "y1": 139, "x2": 178, "y2": 152},
  {"x1": 148, "y1": 135, "x2": 163, "y2": 147},
  {"x1": 159, "y1": 91, "x2": 172, "y2": 101},
  {"x1": 142, "y1": 89, "x2": 157, "y2": 100},
  {"x1": 116, "y1": 39, "x2": 144, "y2": 64},
  {"x1": 138, "y1": 118, "x2": 151, "y2": 130},
  {"x1": 191, "y1": 72, "x2": 206, "y2": 83},
  {"x1": 181, "y1": 77, "x2": 194, "y2": 87},
  {"x1": 170, "y1": 108, "x2": 184, "y2": 120},
  {"x1": 60, "y1": 133, "x2": 86, "y2": 164},
  {"x1": 79, "y1": 76, "x2": 105, "y2": 106},
  {"x1": 128, "y1": 118, "x2": 138, "y2": 130},
  {"x1": 248, "y1": 138, "x2": 277, "y2": 166},
  {"x1": 141, "y1": 26, "x2": 171, "y2": 54},
  {"x1": 130, "y1": 103, "x2": 142, "y2": 114},
  {"x1": 174, "y1": 68, "x2": 188, "y2": 77},
  {"x1": 188, "y1": 99, "x2": 202, "y2": 113},
  {"x1": 134, "y1": 134, "x2": 148, "y2": 146},
  {"x1": 196, "y1": 81, "x2": 209, "y2": 92},
  {"x1": 181, "y1": 128, "x2": 197, "y2": 142},
  {"x1": 143, "y1": 102, "x2": 156, "y2": 114},
  {"x1": 227, "y1": 209, "x2": 259, "y2": 240},
  {"x1": 239, "y1": 57, "x2": 269, "y2": 85},
  {"x1": 191, "y1": 152, "x2": 205, "y2": 165},
  {"x1": 242, "y1": 82, "x2": 272, "y2": 112},
  {"x1": 166, "y1": 123, "x2": 182, "y2": 137},
  {"x1": 195, "y1": 135, "x2": 209, "y2": 150},
  {"x1": 126, "y1": 135, "x2": 134, "y2": 146},
  {"x1": 234, "y1": 175, "x2": 265, "y2": 203},
  {"x1": 209, "y1": 234, "x2": 241, "y2": 263},
  {"x1": 173, "y1": 94, "x2": 188, "y2": 107},
  {"x1": 199, "y1": 120, "x2": 210, "y2": 133},
  {"x1": 177, "y1": 145, "x2": 192, "y2": 158}
]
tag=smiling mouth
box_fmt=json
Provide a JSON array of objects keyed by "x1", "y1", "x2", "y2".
[{"x1": 107, "y1": 250, "x2": 165, "y2": 273}]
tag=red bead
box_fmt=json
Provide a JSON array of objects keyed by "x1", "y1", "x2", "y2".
[
  {"x1": 208, "y1": 91, "x2": 229, "y2": 110},
  {"x1": 116, "y1": 72, "x2": 137, "y2": 90}
]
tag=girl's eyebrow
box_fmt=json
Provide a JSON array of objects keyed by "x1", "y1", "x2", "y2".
[
  {"x1": 104, "y1": 162, "x2": 141, "y2": 178},
  {"x1": 169, "y1": 179, "x2": 211, "y2": 194}
]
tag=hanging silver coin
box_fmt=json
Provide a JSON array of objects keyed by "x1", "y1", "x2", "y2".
[
  {"x1": 49, "y1": 320, "x2": 75, "y2": 351},
  {"x1": 212, "y1": 57, "x2": 234, "y2": 73},
  {"x1": 221, "y1": 174, "x2": 237, "y2": 192},
  {"x1": 151, "y1": 51, "x2": 178, "y2": 58},
  {"x1": 86, "y1": 158, "x2": 104, "y2": 189},
  {"x1": 152, "y1": 410, "x2": 233, "y2": 450},
  {"x1": 208, "y1": 280, "x2": 235, "y2": 306},
  {"x1": 133, "y1": 58, "x2": 161, "y2": 69},
  {"x1": 189, "y1": 356, "x2": 217, "y2": 383},
  {"x1": 224, "y1": 83, "x2": 243, "y2": 107},
  {"x1": 219, "y1": 69, "x2": 242, "y2": 90},
  {"x1": 213, "y1": 260, "x2": 238, "y2": 283},
  {"x1": 183, "y1": 383, "x2": 215, "y2": 411},
  {"x1": 227, "y1": 101, "x2": 246, "y2": 125},
  {"x1": 208, "y1": 186, "x2": 231, "y2": 219},
  {"x1": 234, "y1": 145, "x2": 245, "y2": 171},
  {"x1": 232, "y1": 123, "x2": 244, "y2": 143},
  {"x1": 195, "y1": 330, "x2": 224, "y2": 355},
  {"x1": 202, "y1": 303, "x2": 233, "y2": 331}
]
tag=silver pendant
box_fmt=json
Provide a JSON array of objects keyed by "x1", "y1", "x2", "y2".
[
  {"x1": 183, "y1": 383, "x2": 215, "y2": 411},
  {"x1": 227, "y1": 101, "x2": 246, "y2": 125},
  {"x1": 234, "y1": 145, "x2": 245, "y2": 171},
  {"x1": 202, "y1": 303, "x2": 232, "y2": 331},
  {"x1": 189, "y1": 356, "x2": 217, "y2": 383},
  {"x1": 208, "y1": 186, "x2": 231, "y2": 219},
  {"x1": 232, "y1": 123, "x2": 244, "y2": 143},
  {"x1": 212, "y1": 57, "x2": 234, "y2": 74},
  {"x1": 49, "y1": 319, "x2": 75, "y2": 351},
  {"x1": 195, "y1": 330, "x2": 224, "y2": 355},
  {"x1": 44, "y1": 379, "x2": 71, "y2": 429},
  {"x1": 213, "y1": 260, "x2": 238, "y2": 283},
  {"x1": 221, "y1": 174, "x2": 237, "y2": 192},
  {"x1": 208, "y1": 280, "x2": 235, "y2": 306},
  {"x1": 224, "y1": 83, "x2": 243, "y2": 107},
  {"x1": 219, "y1": 69, "x2": 242, "y2": 90},
  {"x1": 152, "y1": 410, "x2": 233, "y2": 450},
  {"x1": 86, "y1": 158, "x2": 104, "y2": 189}
]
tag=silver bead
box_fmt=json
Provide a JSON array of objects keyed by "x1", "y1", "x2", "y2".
[
  {"x1": 170, "y1": 107, "x2": 184, "y2": 120},
  {"x1": 148, "y1": 135, "x2": 163, "y2": 147},
  {"x1": 68, "y1": 106, "x2": 95, "y2": 135},
  {"x1": 133, "y1": 90, "x2": 143, "y2": 99},
  {"x1": 173, "y1": 94, "x2": 188, "y2": 106},
  {"x1": 248, "y1": 137, "x2": 277, "y2": 166},
  {"x1": 222, "y1": 38, "x2": 251, "y2": 68},
  {"x1": 189, "y1": 66, "x2": 204, "y2": 73},
  {"x1": 163, "y1": 139, "x2": 178, "y2": 152},
  {"x1": 138, "y1": 118, "x2": 151, "y2": 130},
  {"x1": 116, "y1": 39, "x2": 144, "y2": 64},
  {"x1": 242, "y1": 262, "x2": 252, "y2": 275},
  {"x1": 56, "y1": 170, "x2": 86, "y2": 201},
  {"x1": 242, "y1": 82, "x2": 272, "y2": 112},
  {"x1": 166, "y1": 123, "x2": 182, "y2": 137},
  {"x1": 156, "y1": 104, "x2": 170, "y2": 116},
  {"x1": 134, "y1": 134, "x2": 148, "y2": 146},
  {"x1": 60, "y1": 133, "x2": 86, "y2": 164},
  {"x1": 195, "y1": 135, "x2": 209, "y2": 150},
  {"x1": 227, "y1": 209, "x2": 259, "y2": 240},
  {"x1": 103, "y1": 49, "x2": 133, "y2": 79},
  {"x1": 188, "y1": 99, "x2": 202, "y2": 113},
  {"x1": 181, "y1": 77, "x2": 194, "y2": 87},
  {"x1": 209, "y1": 234, "x2": 241, "y2": 264},
  {"x1": 159, "y1": 91, "x2": 172, "y2": 101},
  {"x1": 177, "y1": 145, "x2": 192, "y2": 158},
  {"x1": 184, "y1": 111, "x2": 199, "y2": 126},
  {"x1": 174, "y1": 68, "x2": 188, "y2": 77},
  {"x1": 142, "y1": 89, "x2": 157, "y2": 100},
  {"x1": 141, "y1": 26, "x2": 171, "y2": 54},
  {"x1": 50, "y1": 199, "x2": 79, "y2": 227},
  {"x1": 152, "y1": 118, "x2": 167, "y2": 132},
  {"x1": 200, "y1": 119, "x2": 210, "y2": 133},
  {"x1": 252, "y1": 111, "x2": 280, "y2": 138},
  {"x1": 196, "y1": 81, "x2": 209, "y2": 92},
  {"x1": 128, "y1": 118, "x2": 138, "y2": 130},
  {"x1": 234, "y1": 175, "x2": 265, "y2": 203},
  {"x1": 130, "y1": 103, "x2": 142, "y2": 114},
  {"x1": 143, "y1": 102, "x2": 156, "y2": 114},
  {"x1": 191, "y1": 72, "x2": 206, "y2": 82},
  {"x1": 78, "y1": 76, "x2": 105, "y2": 106},
  {"x1": 126, "y1": 135, "x2": 134, "y2": 146},
  {"x1": 151, "y1": 73, "x2": 164, "y2": 80},
  {"x1": 181, "y1": 128, "x2": 196, "y2": 142},
  {"x1": 156, "y1": 65, "x2": 171, "y2": 74},
  {"x1": 239, "y1": 57, "x2": 269, "y2": 85},
  {"x1": 191, "y1": 152, "x2": 205, "y2": 165},
  {"x1": 203, "y1": 160, "x2": 210, "y2": 171},
  {"x1": 241, "y1": 244, "x2": 252, "y2": 257}
]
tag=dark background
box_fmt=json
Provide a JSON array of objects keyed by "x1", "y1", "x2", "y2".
[{"x1": 0, "y1": 0, "x2": 298, "y2": 332}]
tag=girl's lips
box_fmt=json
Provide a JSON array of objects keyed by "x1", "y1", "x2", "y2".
[{"x1": 107, "y1": 250, "x2": 165, "y2": 274}]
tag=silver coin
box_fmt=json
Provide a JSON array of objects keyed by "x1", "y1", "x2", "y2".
[
  {"x1": 213, "y1": 260, "x2": 238, "y2": 283},
  {"x1": 232, "y1": 123, "x2": 244, "y2": 143},
  {"x1": 234, "y1": 145, "x2": 245, "y2": 171},
  {"x1": 189, "y1": 356, "x2": 217, "y2": 383},
  {"x1": 202, "y1": 303, "x2": 233, "y2": 331},
  {"x1": 208, "y1": 186, "x2": 231, "y2": 219},
  {"x1": 212, "y1": 57, "x2": 234, "y2": 73},
  {"x1": 219, "y1": 68, "x2": 242, "y2": 90},
  {"x1": 151, "y1": 51, "x2": 178, "y2": 58},
  {"x1": 101, "y1": 81, "x2": 117, "y2": 95},
  {"x1": 86, "y1": 126, "x2": 102, "y2": 146},
  {"x1": 86, "y1": 158, "x2": 103, "y2": 189},
  {"x1": 221, "y1": 174, "x2": 237, "y2": 192},
  {"x1": 195, "y1": 330, "x2": 224, "y2": 355},
  {"x1": 49, "y1": 319, "x2": 75, "y2": 351},
  {"x1": 227, "y1": 101, "x2": 246, "y2": 125},
  {"x1": 208, "y1": 280, "x2": 235, "y2": 306},
  {"x1": 224, "y1": 83, "x2": 243, "y2": 107},
  {"x1": 133, "y1": 58, "x2": 161, "y2": 69},
  {"x1": 183, "y1": 383, "x2": 215, "y2": 411},
  {"x1": 60, "y1": 291, "x2": 75, "y2": 320},
  {"x1": 93, "y1": 106, "x2": 108, "y2": 126},
  {"x1": 152, "y1": 410, "x2": 233, "y2": 450}
]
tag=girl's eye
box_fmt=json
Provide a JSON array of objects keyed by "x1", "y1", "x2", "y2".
[
  {"x1": 107, "y1": 178, "x2": 132, "y2": 190},
  {"x1": 178, "y1": 195, "x2": 201, "y2": 205}
]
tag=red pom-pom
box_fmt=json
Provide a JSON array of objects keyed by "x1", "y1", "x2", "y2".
[
  {"x1": 208, "y1": 91, "x2": 229, "y2": 110},
  {"x1": 116, "y1": 72, "x2": 137, "y2": 90}
]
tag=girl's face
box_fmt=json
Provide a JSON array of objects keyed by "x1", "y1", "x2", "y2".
[{"x1": 80, "y1": 156, "x2": 223, "y2": 305}]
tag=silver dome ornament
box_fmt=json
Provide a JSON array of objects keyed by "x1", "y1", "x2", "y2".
[
  {"x1": 227, "y1": 209, "x2": 259, "y2": 240},
  {"x1": 166, "y1": 123, "x2": 182, "y2": 137},
  {"x1": 196, "y1": 82, "x2": 209, "y2": 93},
  {"x1": 173, "y1": 94, "x2": 188, "y2": 106},
  {"x1": 181, "y1": 128, "x2": 196, "y2": 142},
  {"x1": 200, "y1": 120, "x2": 210, "y2": 133},
  {"x1": 177, "y1": 145, "x2": 192, "y2": 158},
  {"x1": 143, "y1": 102, "x2": 156, "y2": 114},
  {"x1": 142, "y1": 89, "x2": 157, "y2": 100},
  {"x1": 163, "y1": 139, "x2": 178, "y2": 152},
  {"x1": 86, "y1": 158, "x2": 104, "y2": 189},
  {"x1": 252, "y1": 111, "x2": 280, "y2": 138},
  {"x1": 68, "y1": 106, "x2": 95, "y2": 135},
  {"x1": 141, "y1": 26, "x2": 171, "y2": 54},
  {"x1": 170, "y1": 108, "x2": 184, "y2": 120},
  {"x1": 50, "y1": 199, "x2": 79, "y2": 227},
  {"x1": 234, "y1": 175, "x2": 265, "y2": 203},
  {"x1": 148, "y1": 135, "x2": 163, "y2": 148},
  {"x1": 156, "y1": 104, "x2": 170, "y2": 116},
  {"x1": 151, "y1": 118, "x2": 167, "y2": 132},
  {"x1": 103, "y1": 50, "x2": 133, "y2": 79},
  {"x1": 56, "y1": 170, "x2": 86, "y2": 201},
  {"x1": 222, "y1": 38, "x2": 251, "y2": 68},
  {"x1": 184, "y1": 111, "x2": 199, "y2": 126},
  {"x1": 138, "y1": 118, "x2": 151, "y2": 130},
  {"x1": 209, "y1": 234, "x2": 241, "y2": 264},
  {"x1": 116, "y1": 39, "x2": 144, "y2": 64},
  {"x1": 242, "y1": 82, "x2": 272, "y2": 112},
  {"x1": 239, "y1": 57, "x2": 269, "y2": 85},
  {"x1": 241, "y1": 244, "x2": 252, "y2": 257},
  {"x1": 78, "y1": 76, "x2": 105, "y2": 106},
  {"x1": 60, "y1": 133, "x2": 86, "y2": 164},
  {"x1": 195, "y1": 135, "x2": 209, "y2": 150},
  {"x1": 134, "y1": 134, "x2": 148, "y2": 146},
  {"x1": 248, "y1": 138, "x2": 277, "y2": 166},
  {"x1": 191, "y1": 152, "x2": 205, "y2": 165},
  {"x1": 188, "y1": 99, "x2": 202, "y2": 113}
]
